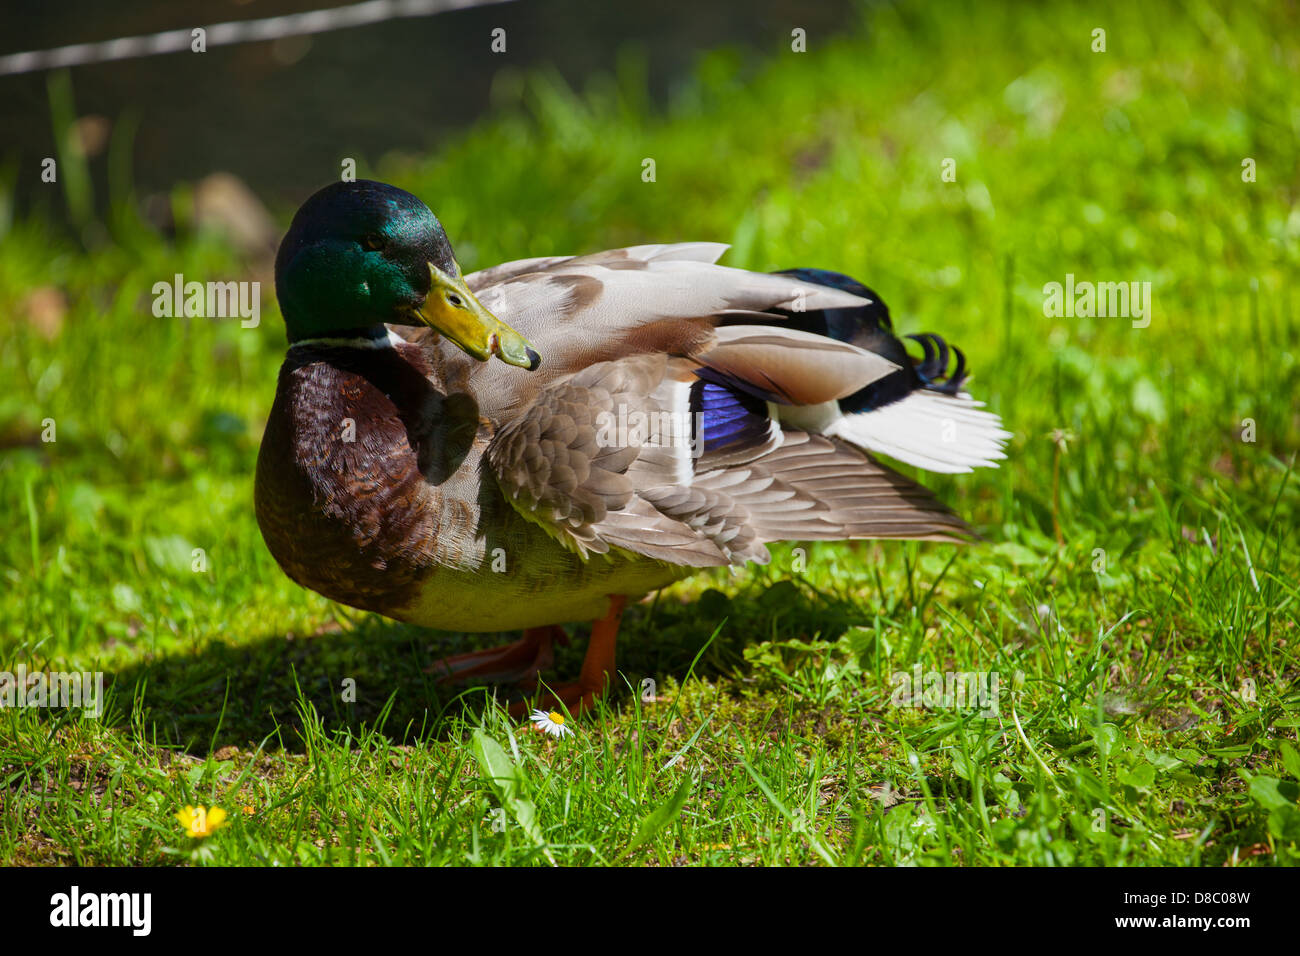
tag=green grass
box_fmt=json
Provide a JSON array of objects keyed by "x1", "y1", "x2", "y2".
[{"x1": 2, "y1": 0, "x2": 1299, "y2": 866}]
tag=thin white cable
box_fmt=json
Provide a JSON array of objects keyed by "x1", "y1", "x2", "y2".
[{"x1": 0, "y1": 0, "x2": 517, "y2": 77}]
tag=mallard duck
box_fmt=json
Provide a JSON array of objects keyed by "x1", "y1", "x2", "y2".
[{"x1": 255, "y1": 180, "x2": 1009, "y2": 713}]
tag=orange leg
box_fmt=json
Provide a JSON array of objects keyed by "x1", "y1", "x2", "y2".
[
  {"x1": 425, "y1": 625, "x2": 567, "y2": 685},
  {"x1": 511, "y1": 595, "x2": 627, "y2": 718}
]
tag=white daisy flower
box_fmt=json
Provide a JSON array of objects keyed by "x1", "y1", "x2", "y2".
[{"x1": 530, "y1": 708, "x2": 573, "y2": 738}]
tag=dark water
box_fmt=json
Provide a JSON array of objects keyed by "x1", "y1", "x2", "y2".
[{"x1": 1, "y1": 0, "x2": 858, "y2": 215}]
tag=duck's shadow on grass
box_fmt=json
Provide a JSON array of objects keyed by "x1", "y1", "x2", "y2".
[{"x1": 102, "y1": 578, "x2": 872, "y2": 754}]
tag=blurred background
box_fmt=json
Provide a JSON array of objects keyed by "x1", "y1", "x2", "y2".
[{"x1": 2, "y1": 0, "x2": 856, "y2": 225}]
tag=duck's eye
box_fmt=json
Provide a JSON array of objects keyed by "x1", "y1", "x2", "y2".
[
  {"x1": 362, "y1": 234, "x2": 385, "y2": 251},
  {"x1": 446, "y1": 292, "x2": 464, "y2": 308}
]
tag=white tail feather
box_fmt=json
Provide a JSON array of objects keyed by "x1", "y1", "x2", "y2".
[{"x1": 824, "y1": 390, "x2": 1011, "y2": 474}]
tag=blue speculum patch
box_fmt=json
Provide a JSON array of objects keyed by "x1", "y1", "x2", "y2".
[{"x1": 691, "y1": 378, "x2": 770, "y2": 452}]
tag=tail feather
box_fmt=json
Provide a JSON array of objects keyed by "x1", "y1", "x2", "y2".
[
  {"x1": 826, "y1": 390, "x2": 1011, "y2": 474},
  {"x1": 765, "y1": 267, "x2": 1011, "y2": 473}
]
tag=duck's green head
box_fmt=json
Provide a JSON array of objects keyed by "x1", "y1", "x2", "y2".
[{"x1": 274, "y1": 180, "x2": 539, "y2": 369}]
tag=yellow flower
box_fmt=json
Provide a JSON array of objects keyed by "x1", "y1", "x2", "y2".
[{"x1": 175, "y1": 805, "x2": 228, "y2": 838}]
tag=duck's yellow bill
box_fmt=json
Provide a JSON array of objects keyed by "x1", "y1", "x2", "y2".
[{"x1": 414, "y1": 262, "x2": 540, "y2": 370}]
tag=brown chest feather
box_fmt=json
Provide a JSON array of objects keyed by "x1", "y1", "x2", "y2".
[{"x1": 254, "y1": 342, "x2": 484, "y2": 615}]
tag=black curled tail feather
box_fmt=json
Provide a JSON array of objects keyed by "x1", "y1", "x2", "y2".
[
  {"x1": 766, "y1": 268, "x2": 974, "y2": 410},
  {"x1": 907, "y1": 333, "x2": 969, "y2": 395}
]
